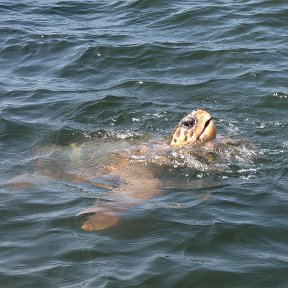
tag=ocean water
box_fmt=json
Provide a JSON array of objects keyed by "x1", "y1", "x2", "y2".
[{"x1": 0, "y1": 1, "x2": 287, "y2": 287}]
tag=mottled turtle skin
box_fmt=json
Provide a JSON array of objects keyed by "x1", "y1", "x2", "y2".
[{"x1": 78, "y1": 109, "x2": 218, "y2": 231}]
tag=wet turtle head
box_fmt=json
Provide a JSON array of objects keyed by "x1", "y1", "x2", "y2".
[{"x1": 169, "y1": 109, "x2": 216, "y2": 146}]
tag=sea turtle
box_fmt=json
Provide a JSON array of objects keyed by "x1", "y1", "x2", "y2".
[
  {"x1": 8, "y1": 108, "x2": 255, "y2": 231},
  {"x1": 77, "y1": 109, "x2": 217, "y2": 231}
]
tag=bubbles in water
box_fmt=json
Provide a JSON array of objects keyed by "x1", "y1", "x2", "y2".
[
  {"x1": 272, "y1": 92, "x2": 288, "y2": 99},
  {"x1": 125, "y1": 136, "x2": 259, "y2": 180}
]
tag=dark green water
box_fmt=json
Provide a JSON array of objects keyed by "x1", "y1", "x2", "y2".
[{"x1": 1, "y1": 1, "x2": 288, "y2": 287}]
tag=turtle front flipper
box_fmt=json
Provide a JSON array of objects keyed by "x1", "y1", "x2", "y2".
[
  {"x1": 79, "y1": 203, "x2": 120, "y2": 231},
  {"x1": 81, "y1": 213, "x2": 119, "y2": 231},
  {"x1": 78, "y1": 164, "x2": 160, "y2": 231}
]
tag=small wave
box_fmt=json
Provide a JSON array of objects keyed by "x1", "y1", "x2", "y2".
[
  {"x1": 0, "y1": 117, "x2": 42, "y2": 158},
  {"x1": 272, "y1": 92, "x2": 288, "y2": 99}
]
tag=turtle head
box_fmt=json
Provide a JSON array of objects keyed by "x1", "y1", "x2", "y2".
[{"x1": 169, "y1": 109, "x2": 216, "y2": 146}]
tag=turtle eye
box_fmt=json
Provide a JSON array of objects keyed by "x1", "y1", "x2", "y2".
[{"x1": 182, "y1": 118, "x2": 195, "y2": 128}]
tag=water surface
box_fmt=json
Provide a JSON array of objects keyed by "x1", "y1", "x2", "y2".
[{"x1": 0, "y1": 1, "x2": 287, "y2": 287}]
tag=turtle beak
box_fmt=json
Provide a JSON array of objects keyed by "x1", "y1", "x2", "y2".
[{"x1": 191, "y1": 109, "x2": 216, "y2": 143}]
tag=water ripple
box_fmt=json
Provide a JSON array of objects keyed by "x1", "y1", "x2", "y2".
[{"x1": 1, "y1": 0, "x2": 288, "y2": 287}]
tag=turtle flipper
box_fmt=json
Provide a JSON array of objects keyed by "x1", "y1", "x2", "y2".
[
  {"x1": 81, "y1": 211, "x2": 119, "y2": 231},
  {"x1": 78, "y1": 164, "x2": 160, "y2": 231}
]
